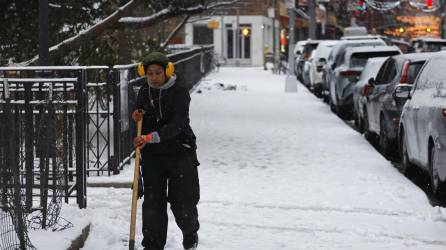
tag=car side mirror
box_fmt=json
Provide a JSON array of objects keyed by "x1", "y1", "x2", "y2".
[
  {"x1": 368, "y1": 77, "x2": 376, "y2": 86},
  {"x1": 331, "y1": 64, "x2": 336, "y2": 70},
  {"x1": 393, "y1": 84, "x2": 412, "y2": 100}
]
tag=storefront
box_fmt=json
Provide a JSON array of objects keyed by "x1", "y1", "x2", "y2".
[{"x1": 185, "y1": 15, "x2": 279, "y2": 67}]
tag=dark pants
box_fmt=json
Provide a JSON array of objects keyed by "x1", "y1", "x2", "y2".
[{"x1": 141, "y1": 152, "x2": 200, "y2": 250}]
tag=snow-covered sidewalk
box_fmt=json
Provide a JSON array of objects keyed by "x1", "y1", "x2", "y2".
[{"x1": 31, "y1": 67, "x2": 446, "y2": 249}]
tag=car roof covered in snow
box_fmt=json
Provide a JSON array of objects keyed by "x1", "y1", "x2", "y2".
[{"x1": 391, "y1": 52, "x2": 436, "y2": 62}]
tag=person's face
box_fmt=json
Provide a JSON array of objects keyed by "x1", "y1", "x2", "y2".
[{"x1": 146, "y1": 64, "x2": 166, "y2": 87}]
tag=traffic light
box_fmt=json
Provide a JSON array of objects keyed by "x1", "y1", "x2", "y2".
[{"x1": 426, "y1": 0, "x2": 432, "y2": 8}]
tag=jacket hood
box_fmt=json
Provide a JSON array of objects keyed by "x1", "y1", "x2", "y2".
[{"x1": 147, "y1": 75, "x2": 176, "y2": 90}]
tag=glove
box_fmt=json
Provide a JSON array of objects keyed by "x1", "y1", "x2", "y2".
[
  {"x1": 132, "y1": 109, "x2": 144, "y2": 122},
  {"x1": 133, "y1": 133, "x2": 153, "y2": 149}
]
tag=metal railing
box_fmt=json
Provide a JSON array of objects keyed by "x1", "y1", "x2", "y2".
[{"x1": 0, "y1": 46, "x2": 214, "y2": 249}]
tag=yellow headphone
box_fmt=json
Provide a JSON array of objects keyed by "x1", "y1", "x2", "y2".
[{"x1": 137, "y1": 62, "x2": 175, "y2": 78}]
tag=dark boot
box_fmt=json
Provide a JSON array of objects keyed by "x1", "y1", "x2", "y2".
[{"x1": 183, "y1": 232, "x2": 198, "y2": 250}]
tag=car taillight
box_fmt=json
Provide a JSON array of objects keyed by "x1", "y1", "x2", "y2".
[
  {"x1": 393, "y1": 117, "x2": 400, "y2": 126},
  {"x1": 400, "y1": 62, "x2": 410, "y2": 84},
  {"x1": 340, "y1": 70, "x2": 361, "y2": 77},
  {"x1": 442, "y1": 109, "x2": 446, "y2": 118}
]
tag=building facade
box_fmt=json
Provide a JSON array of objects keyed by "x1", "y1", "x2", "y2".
[{"x1": 185, "y1": 0, "x2": 286, "y2": 66}]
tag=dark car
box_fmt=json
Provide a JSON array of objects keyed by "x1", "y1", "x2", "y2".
[
  {"x1": 409, "y1": 37, "x2": 446, "y2": 53},
  {"x1": 328, "y1": 45, "x2": 401, "y2": 119},
  {"x1": 397, "y1": 51, "x2": 446, "y2": 196},
  {"x1": 361, "y1": 53, "x2": 433, "y2": 158}
]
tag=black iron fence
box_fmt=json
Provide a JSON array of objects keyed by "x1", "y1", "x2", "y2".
[{"x1": 0, "y1": 45, "x2": 214, "y2": 249}]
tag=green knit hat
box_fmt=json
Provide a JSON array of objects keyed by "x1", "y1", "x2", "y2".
[{"x1": 142, "y1": 52, "x2": 170, "y2": 69}]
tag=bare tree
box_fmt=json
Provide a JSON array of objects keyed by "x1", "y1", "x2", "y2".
[{"x1": 21, "y1": 0, "x2": 239, "y2": 65}]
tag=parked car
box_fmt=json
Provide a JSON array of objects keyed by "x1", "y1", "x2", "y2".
[
  {"x1": 397, "y1": 51, "x2": 446, "y2": 196},
  {"x1": 361, "y1": 53, "x2": 433, "y2": 158},
  {"x1": 353, "y1": 57, "x2": 387, "y2": 133},
  {"x1": 307, "y1": 40, "x2": 338, "y2": 97},
  {"x1": 293, "y1": 40, "x2": 308, "y2": 58},
  {"x1": 329, "y1": 45, "x2": 401, "y2": 119},
  {"x1": 343, "y1": 26, "x2": 368, "y2": 37},
  {"x1": 296, "y1": 40, "x2": 321, "y2": 85},
  {"x1": 324, "y1": 39, "x2": 387, "y2": 104},
  {"x1": 409, "y1": 37, "x2": 446, "y2": 53}
]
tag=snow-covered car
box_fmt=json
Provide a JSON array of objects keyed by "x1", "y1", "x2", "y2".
[
  {"x1": 361, "y1": 53, "x2": 433, "y2": 158},
  {"x1": 353, "y1": 57, "x2": 387, "y2": 133},
  {"x1": 324, "y1": 39, "x2": 386, "y2": 104},
  {"x1": 409, "y1": 37, "x2": 446, "y2": 53},
  {"x1": 307, "y1": 40, "x2": 338, "y2": 97},
  {"x1": 293, "y1": 40, "x2": 307, "y2": 57},
  {"x1": 293, "y1": 40, "x2": 308, "y2": 76},
  {"x1": 397, "y1": 50, "x2": 446, "y2": 196},
  {"x1": 296, "y1": 40, "x2": 321, "y2": 85},
  {"x1": 329, "y1": 45, "x2": 401, "y2": 119}
]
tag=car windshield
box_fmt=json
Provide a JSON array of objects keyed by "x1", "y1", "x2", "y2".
[
  {"x1": 426, "y1": 42, "x2": 446, "y2": 52},
  {"x1": 350, "y1": 51, "x2": 400, "y2": 67}
]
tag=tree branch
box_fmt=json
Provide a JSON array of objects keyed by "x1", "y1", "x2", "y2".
[
  {"x1": 119, "y1": 0, "x2": 239, "y2": 29},
  {"x1": 21, "y1": 0, "x2": 143, "y2": 65},
  {"x1": 160, "y1": 15, "x2": 191, "y2": 49}
]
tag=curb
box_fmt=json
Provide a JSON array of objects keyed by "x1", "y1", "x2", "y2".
[
  {"x1": 87, "y1": 182, "x2": 132, "y2": 188},
  {"x1": 67, "y1": 223, "x2": 91, "y2": 250}
]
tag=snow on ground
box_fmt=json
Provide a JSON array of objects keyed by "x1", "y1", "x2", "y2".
[{"x1": 31, "y1": 67, "x2": 446, "y2": 249}]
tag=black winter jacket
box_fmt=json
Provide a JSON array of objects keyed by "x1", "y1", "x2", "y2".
[{"x1": 135, "y1": 78, "x2": 197, "y2": 155}]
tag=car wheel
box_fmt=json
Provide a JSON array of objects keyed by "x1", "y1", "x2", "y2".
[
  {"x1": 379, "y1": 117, "x2": 391, "y2": 158},
  {"x1": 400, "y1": 130, "x2": 413, "y2": 176},
  {"x1": 430, "y1": 145, "x2": 445, "y2": 197}
]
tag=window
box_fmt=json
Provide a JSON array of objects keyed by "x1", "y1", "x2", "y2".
[
  {"x1": 380, "y1": 59, "x2": 397, "y2": 84},
  {"x1": 193, "y1": 25, "x2": 213, "y2": 45},
  {"x1": 375, "y1": 59, "x2": 390, "y2": 84},
  {"x1": 349, "y1": 52, "x2": 400, "y2": 68},
  {"x1": 406, "y1": 62, "x2": 425, "y2": 85}
]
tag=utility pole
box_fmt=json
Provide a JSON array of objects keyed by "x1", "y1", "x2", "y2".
[
  {"x1": 38, "y1": 0, "x2": 49, "y2": 65},
  {"x1": 288, "y1": 7, "x2": 296, "y2": 76},
  {"x1": 309, "y1": 0, "x2": 317, "y2": 39},
  {"x1": 285, "y1": 0, "x2": 298, "y2": 92}
]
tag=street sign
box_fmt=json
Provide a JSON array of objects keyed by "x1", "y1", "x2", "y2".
[
  {"x1": 285, "y1": 0, "x2": 295, "y2": 9},
  {"x1": 207, "y1": 20, "x2": 220, "y2": 29}
]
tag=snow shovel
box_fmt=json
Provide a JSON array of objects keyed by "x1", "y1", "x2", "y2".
[{"x1": 129, "y1": 118, "x2": 143, "y2": 250}]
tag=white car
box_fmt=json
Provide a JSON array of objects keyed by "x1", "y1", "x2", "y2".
[{"x1": 307, "y1": 40, "x2": 338, "y2": 96}]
